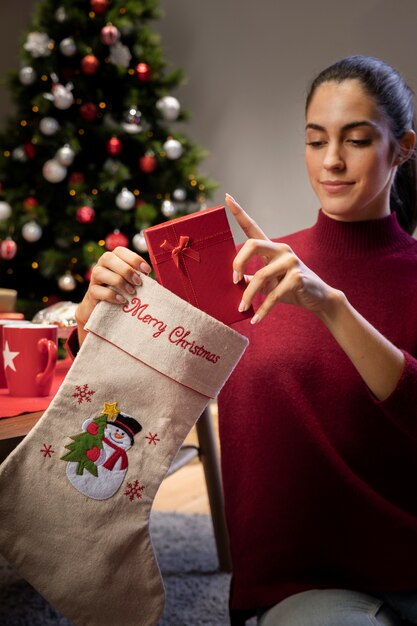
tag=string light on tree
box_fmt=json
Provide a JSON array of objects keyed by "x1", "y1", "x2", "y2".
[
  {"x1": 22, "y1": 220, "x2": 42, "y2": 242},
  {"x1": 116, "y1": 188, "x2": 135, "y2": 210}
]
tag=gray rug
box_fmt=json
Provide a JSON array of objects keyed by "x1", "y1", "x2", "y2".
[{"x1": 0, "y1": 512, "x2": 245, "y2": 626}]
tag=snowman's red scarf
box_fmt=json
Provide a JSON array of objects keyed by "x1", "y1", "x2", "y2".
[{"x1": 102, "y1": 437, "x2": 129, "y2": 470}]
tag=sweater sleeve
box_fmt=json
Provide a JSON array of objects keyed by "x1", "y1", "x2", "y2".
[{"x1": 373, "y1": 350, "x2": 417, "y2": 440}]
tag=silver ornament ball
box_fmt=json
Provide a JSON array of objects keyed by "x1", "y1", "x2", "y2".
[
  {"x1": 12, "y1": 147, "x2": 27, "y2": 162},
  {"x1": 58, "y1": 272, "x2": 76, "y2": 291},
  {"x1": 59, "y1": 37, "x2": 77, "y2": 57},
  {"x1": 0, "y1": 201, "x2": 12, "y2": 220},
  {"x1": 132, "y1": 231, "x2": 148, "y2": 253},
  {"x1": 55, "y1": 7, "x2": 67, "y2": 22},
  {"x1": 19, "y1": 66, "x2": 37, "y2": 85},
  {"x1": 116, "y1": 188, "x2": 135, "y2": 211},
  {"x1": 156, "y1": 96, "x2": 180, "y2": 122},
  {"x1": 161, "y1": 199, "x2": 177, "y2": 218},
  {"x1": 173, "y1": 188, "x2": 186, "y2": 202},
  {"x1": 43, "y1": 159, "x2": 67, "y2": 183},
  {"x1": 22, "y1": 220, "x2": 42, "y2": 242},
  {"x1": 39, "y1": 117, "x2": 60, "y2": 136},
  {"x1": 163, "y1": 138, "x2": 183, "y2": 160},
  {"x1": 56, "y1": 144, "x2": 75, "y2": 166}
]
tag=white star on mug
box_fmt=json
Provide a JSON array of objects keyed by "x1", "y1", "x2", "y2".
[{"x1": 3, "y1": 341, "x2": 20, "y2": 372}]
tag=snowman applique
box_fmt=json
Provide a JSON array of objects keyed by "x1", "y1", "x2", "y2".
[{"x1": 63, "y1": 410, "x2": 142, "y2": 500}]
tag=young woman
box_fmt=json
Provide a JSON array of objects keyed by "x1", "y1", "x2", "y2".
[{"x1": 74, "y1": 56, "x2": 417, "y2": 625}]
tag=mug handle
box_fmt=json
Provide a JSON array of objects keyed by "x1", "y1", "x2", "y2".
[{"x1": 36, "y1": 338, "x2": 58, "y2": 393}]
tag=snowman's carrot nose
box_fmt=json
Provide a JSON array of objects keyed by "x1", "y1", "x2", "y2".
[{"x1": 115, "y1": 432, "x2": 124, "y2": 439}]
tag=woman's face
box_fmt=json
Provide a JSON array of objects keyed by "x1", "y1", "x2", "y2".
[{"x1": 305, "y1": 79, "x2": 400, "y2": 222}]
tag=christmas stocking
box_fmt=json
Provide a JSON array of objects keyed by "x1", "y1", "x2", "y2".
[{"x1": 0, "y1": 275, "x2": 248, "y2": 626}]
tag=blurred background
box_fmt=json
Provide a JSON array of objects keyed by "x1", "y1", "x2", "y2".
[{"x1": 1, "y1": 0, "x2": 417, "y2": 242}]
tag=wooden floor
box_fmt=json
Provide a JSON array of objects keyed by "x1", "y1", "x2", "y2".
[{"x1": 153, "y1": 414, "x2": 217, "y2": 514}]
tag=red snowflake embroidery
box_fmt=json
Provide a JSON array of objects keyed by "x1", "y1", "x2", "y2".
[
  {"x1": 124, "y1": 480, "x2": 145, "y2": 502},
  {"x1": 72, "y1": 384, "x2": 96, "y2": 404},
  {"x1": 145, "y1": 432, "x2": 160, "y2": 446},
  {"x1": 40, "y1": 444, "x2": 55, "y2": 458}
]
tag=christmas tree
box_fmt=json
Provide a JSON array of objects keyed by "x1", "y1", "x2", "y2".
[
  {"x1": 0, "y1": 0, "x2": 216, "y2": 316},
  {"x1": 61, "y1": 411, "x2": 107, "y2": 476}
]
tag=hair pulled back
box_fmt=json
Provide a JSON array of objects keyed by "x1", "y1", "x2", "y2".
[{"x1": 306, "y1": 55, "x2": 417, "y2": 234}]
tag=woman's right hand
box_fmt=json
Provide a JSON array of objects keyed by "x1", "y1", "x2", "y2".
[{"x1": 75, "y1": 247, "x2": 151, "y2": 345}]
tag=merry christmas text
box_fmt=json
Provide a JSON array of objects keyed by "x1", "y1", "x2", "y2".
[{"x1": 122, "y1": 297, "x2": 221, "y2": 364}]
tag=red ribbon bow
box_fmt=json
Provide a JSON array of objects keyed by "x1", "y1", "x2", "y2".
[{"x1": 160, "y1": 235, "x2": 200, "y2": 268}]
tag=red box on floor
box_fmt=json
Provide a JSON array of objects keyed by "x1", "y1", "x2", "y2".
[{"x1": 144, "y1": 206, "x2": 253, "y2": 325}]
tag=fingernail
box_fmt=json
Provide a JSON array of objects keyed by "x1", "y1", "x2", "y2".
[
  {"x1": 132, "y1": 272, "x2": 142, "y2": 285},
  {"x1": 126, "y1": 283, "x2": 136, "y2": 294},
  {"x1": 116, "y1": 294, "x2": 127, "y2": 304},
  {"x1": 226, "y1": 193, "x2": 236, "y2": 202},
  {"x1": 139, "y1": 262, "x2": 151, "y2": 274},
  {"x1": 233, "y1": 270, "x2": 240, "y2": 284},
  {"x1": 250, "y1": 314, "x2": 260, "y2": 325},
  {"x1": 238, "y1": 300, "x2": 248, "y2": 313}
]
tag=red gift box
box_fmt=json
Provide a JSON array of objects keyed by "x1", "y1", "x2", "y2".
[{"x1": 144, "y1": 205, "x2": 253, "y2": 325}]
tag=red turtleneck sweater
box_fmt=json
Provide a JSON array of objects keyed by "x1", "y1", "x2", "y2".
[{"x1": 219, "y1": 211, "x2": 417, "y2": 619}]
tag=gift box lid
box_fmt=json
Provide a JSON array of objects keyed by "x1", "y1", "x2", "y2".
[{"x1": 144, "y1": 206, "x2": 253, "y2": 326}]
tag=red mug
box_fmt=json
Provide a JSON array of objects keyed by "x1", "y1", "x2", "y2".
[
  {"x1": 0, "y1": 320, "x2": 31, "y2": 389},
  {"x1": 3, "y1": 323, "x2": 58, "y2": 397}
]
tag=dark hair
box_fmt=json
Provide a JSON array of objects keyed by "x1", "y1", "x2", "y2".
[{"x1": 306, "y1": 55, "x2": 417, "y2": 234}]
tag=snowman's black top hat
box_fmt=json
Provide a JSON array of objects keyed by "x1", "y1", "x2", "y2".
[{"x1": 109, "y1": 412, "x2": 142, "y2": 445}]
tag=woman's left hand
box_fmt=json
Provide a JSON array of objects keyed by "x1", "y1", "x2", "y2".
[{"x1": 226, "y1": 194, "x2": 338, "y2": 324}]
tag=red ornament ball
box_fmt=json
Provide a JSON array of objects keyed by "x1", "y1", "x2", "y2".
[
  {"x1": 107, "y1": 136, "x2": 122, "y2": 156},
  {"x1": 135, "y1": 63, "x2": 151, "y2": 82},
  {"x1": 81, "y1": 55, "x2": 100, "y2": 76},
  {"x1": 139, "y1": 154, "x2": 157, "y2": 173},
  {"x1": 105, "y1": 230, "x2": 128, "y2": 251},
  {"x1": 85, "y1": 263, "x2": 96, "y2": 282},
  {"x1": 80, "y1": 102, "x2": 98, "y2": 122},
  {"x1": 0, "y1": 238, "x2": 17, "y2": 260},
  {"x1": 101, "y1": 24, "x2": 120, "y2": 46},
  {"x1": 23, "y1": 196, "x2": 39, "y2": 210},
  {"x1": 69, "y1": 172, "x2": 85, "y2": 185},
  {"x1": 90, "y1": 0, "x2": 108, "y2": 14},
  {"x1": 76, "y1": 205, "x2": 96, "y2": 224},
  {"x1": 23, "y1": 142, "x2": 36, "y2": 159}
]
